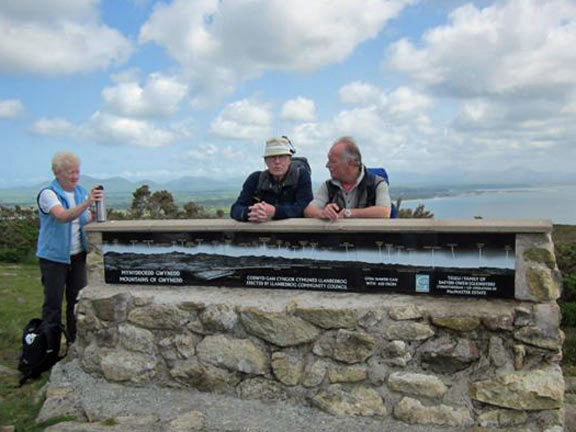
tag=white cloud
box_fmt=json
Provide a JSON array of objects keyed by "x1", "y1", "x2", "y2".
[
  {"x1": 110, "y1": 69, "x2": 142, "y2": 84},
  {"x1": 281, "y1": 97, "x2": 316, "y2": 122},
  {"x1": 0, "y1": 0, "x2": 96, "y2": 21},
  {"x1": 140, "y1": 0, "x2": 415, "y2": 103},
  {"x1": 0, "y1": 0, "x2": 132, "y2": 75},
  {"x1": 184, "y1": 143, "x2": 245, "y2": 162},
  {"x1": 386, "y1": 87, "x2": 433, "y2": 115},
  {"x1": 287, "y1": 84, "x2": 445, "y2": 175},
  {"x1": 102, "y1": 73, "x2": 189, "y2": 118},
  {"x1": 0, "y1": 99, "x2": 23, "y2": 118},
  {"x1": 387, "y1": 0, "x2": 576, "y2": 99},
  {"x1": 31, "y1": 118, "x2": 74, "y2": 135},
  {"x1": 561, "y1": 92, "x2": 576, "y2": 114},
  {"x1": 83, "y1": 112, "x2": 179, "y2": 148},
  {"x1": 210, "y1": 99, "x2": 272, "y2": 140},
  {"x1": 339, "y1": 81, "x2": 382, "y2": 106},
  {"x1": 30, "y1": 112, "x2": 182, "y2": 148},
  {"x1": 383, "y1": 0, "x2": 576, "y2": 171}
]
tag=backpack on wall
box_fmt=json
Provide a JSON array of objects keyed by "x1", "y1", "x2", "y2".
[{"x1": 18, "y1": 318, "x2": 69, "y2": 385}]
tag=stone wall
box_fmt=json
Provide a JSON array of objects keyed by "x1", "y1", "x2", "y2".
[{"x1": 71, "y1": 219, "x2": 564, "y2": 431}]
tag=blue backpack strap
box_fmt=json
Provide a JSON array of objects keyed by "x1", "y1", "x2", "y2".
[
  {"x1": 390, "y1": 202, "x2": 398, "y2": 218},
  {"x1": 367, "y1": 167, "x2": 397, "y2": 218},
  {"x1": 367, "y1": 167, "x2": 389, "y2": 185}
]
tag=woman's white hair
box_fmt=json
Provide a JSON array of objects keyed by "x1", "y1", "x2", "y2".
[{"x1": 52, "y1": 152, "x2": 80, "y2": 174}]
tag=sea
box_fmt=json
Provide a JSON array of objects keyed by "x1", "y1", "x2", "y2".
[{"x1": 402, "y1": 184, "x2": 576, "y2": 225}]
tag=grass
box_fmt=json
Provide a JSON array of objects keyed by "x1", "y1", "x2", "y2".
[{"x1": 0, "y1": 263, "x2": 51, "y2": 430}]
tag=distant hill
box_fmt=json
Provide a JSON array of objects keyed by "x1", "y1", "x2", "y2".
[
  {"x1": 0, "y1": 173, "x2": 570, "y2": 211},
  {"x1": 0, "y1": 175, "x2": 245, "y2": 208}
]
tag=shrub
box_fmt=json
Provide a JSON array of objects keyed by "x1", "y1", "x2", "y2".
[
  {"x1": 563, "y1": 273, "x2": 576, "y2": 302},
  {"x1": 0, "y1": 205, "x2": 39, "y2": 263},
  {"x1": 561, "y1": 302, "x2": 576, "y2": 328},
  {"x1": 557, "y1": 244, "x2": 576, "y2": 274}
]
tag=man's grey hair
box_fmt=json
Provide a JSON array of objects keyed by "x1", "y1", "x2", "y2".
[
  {"x1": 52, "y1": 152, "x2": 80, "y2": 174},
  {"x1": 335, "y1": 136, "x2": 362, "y2": 166}
]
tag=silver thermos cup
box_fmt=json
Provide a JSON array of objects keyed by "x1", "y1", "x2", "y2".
[{"x1": 95, "y1": 185, "x2": 106, "y2": 222}]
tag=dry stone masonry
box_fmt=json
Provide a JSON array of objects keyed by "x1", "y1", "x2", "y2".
[{"x1": 43, "y1": 219, "x2": 565, "y2": 431}]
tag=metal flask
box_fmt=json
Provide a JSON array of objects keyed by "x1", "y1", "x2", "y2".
[{"x1": 95, "y1": 185, "x2": 106, "y2": 222}]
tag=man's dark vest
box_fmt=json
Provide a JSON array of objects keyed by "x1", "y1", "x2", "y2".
[
  {"x1": 254, "y1": 164, "x2": 300, "y2": 204},
  {"x1": 326, "y1": 168, "x2": 384, "y2": 210}
]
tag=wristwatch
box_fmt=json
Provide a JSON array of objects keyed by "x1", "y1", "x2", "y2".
[{"x1": 344, "y1": 209, "x2": 352, "y2": 218}]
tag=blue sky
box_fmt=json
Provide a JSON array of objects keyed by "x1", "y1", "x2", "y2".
[{"x1": 1, "y1": 0, "x2": 576, "y2": 188}]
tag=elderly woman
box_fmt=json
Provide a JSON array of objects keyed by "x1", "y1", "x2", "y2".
[{"x1": 36, "y1": 152, "x2": 103, "y2": 342}]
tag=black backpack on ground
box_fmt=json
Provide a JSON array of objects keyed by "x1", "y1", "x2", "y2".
[{"x1": 18, "y1": 318, "x2": 69, "y2": 385}]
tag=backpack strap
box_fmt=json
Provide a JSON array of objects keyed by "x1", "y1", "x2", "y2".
[
  {"x1": 326, "y1": 180, "x2": 345, "y2": 210},
  {"x1": 255, "y1": 164, "x2": 300, "y2": 201},
  {"x1": 36, "y1": 186, "x2": 59, "y2": 215},
  {"x1": 326, "y1": 170, "x2": 384, "y2": 209},
  {"x1": 363, "y1": 173, "x2": 385, "y2": 208}
]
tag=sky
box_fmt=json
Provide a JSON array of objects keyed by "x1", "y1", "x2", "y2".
[{"x1": 1, "y1": 0, "x2": 576, "y2": 189}]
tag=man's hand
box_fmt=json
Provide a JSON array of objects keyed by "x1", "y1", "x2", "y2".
[
  {"x1": 320, "y1": 203, "x2": 343, "y2": 221},
  {"x1": 247, "y1": 201, "x2": 276, "y2": 223}
]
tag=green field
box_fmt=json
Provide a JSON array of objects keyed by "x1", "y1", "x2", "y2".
[{"x1": 0, "y1": 264, "x2": 54, "y2": 430}]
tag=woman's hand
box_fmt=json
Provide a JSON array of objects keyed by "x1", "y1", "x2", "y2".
[{"x1": 89, "y1": 186, "x2": 104, "y2": 205}]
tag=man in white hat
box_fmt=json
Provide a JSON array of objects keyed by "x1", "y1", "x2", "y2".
[{"x1": 230, "y1": 136, "x2": 313, "y2": 222}]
